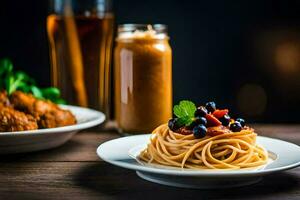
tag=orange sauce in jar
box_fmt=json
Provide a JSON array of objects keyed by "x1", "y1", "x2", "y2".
[{"x1": 114, "y1": 24, "x2": 172, "y2": 133}]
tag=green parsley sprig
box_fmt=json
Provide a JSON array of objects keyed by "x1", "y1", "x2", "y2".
[
  {"x1": 173, "y1": 100, "x2": 196, "y2": 126},
  {"x1": 0, "y1": 58, "x2": 66, "y2": 104}
]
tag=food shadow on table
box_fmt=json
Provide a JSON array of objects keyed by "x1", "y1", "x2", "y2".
[{"x1": 73, "y1": 162, "x2": 300, "y2": 199}]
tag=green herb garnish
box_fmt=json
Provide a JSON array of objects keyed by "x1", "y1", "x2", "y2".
[
  {"x1": 173, "y1": 100, "x2": 196, "y2": 126},
  {"x1": 0, "y1": 58, "x2": 66, "y2": 104}
]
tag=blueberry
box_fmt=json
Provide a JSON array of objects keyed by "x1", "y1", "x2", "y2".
[
  {"x1": 236, "y1": 118, "x2": 245, "y2": 127},
  {"x1": 230, "y1": 121, "x2": 242, "y2": 132},
  {"x1": 187, "y1": 117, "x2": 207, "y2": 130},
  {"x1": 168, "y1": 118, "x2": 179, "y2": 131},
  {"x1": 193, "y1": 124, "x2": 207, "y2": 139},
  {"x1": 186, "y1": 121, "x2": 197, "y2": 130},
  {"x1": 219, "y1": 114, "x2": 230, "y2": 126},
  {"x1": 205, "y1": 102, "x2": 216, "y2": 113},
  {"x1": 194, "y1": 116, "x2": 207, "y2": 126},
  {"x1": 195, "y1": 106, "x2": 208, "y2": 117}
]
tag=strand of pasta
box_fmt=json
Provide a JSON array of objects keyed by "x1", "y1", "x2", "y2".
[{"x1": 139, "y1": 124, "x2": 268, "y2": 169}]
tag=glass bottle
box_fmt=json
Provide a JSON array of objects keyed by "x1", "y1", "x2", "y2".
[{"x1": 47, "y1": 0, "x2": 114, "y2": 118}]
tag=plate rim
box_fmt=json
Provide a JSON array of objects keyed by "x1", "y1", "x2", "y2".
[
  {"x1": 0, "y1": 105, "x2": 105, "y2": 136},
  {"x1": 97, "y1": 134, "x2": 300, "y2": 177}
]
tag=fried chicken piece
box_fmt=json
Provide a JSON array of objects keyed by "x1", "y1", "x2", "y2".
[
  {"x1": 0, "y1": 91, "x2": 37, "y2": 132},
  {"x1": 0, "y1": 106, "x2": 38, "y2": 132},
  {"x1": 10, "y1": 91, "x2": 76, "y2": 129},
  {"x1": 0, "y1": 91, "x2": 10, "y2": 106}
]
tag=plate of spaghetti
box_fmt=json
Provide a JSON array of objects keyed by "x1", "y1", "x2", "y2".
[{"x1": 97, "y1": 100, "x2": 300, "y2": 188}]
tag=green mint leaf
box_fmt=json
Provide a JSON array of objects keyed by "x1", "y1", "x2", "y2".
[
  {"x1": 17, "y1": 82, "x2": 31, "y2": 93},
  {"x1": 30, "y1": 86, "x2": 44, "y2": 99},
  {"x1": 41, "y1": 87, "x2": 61, "y2": 99},
  {"x1": 177, "y1": 116, "x2": 194, "y2": 126},
  {"x1": 173, "y1": 104, "x2": 183, "y2": 118},
  {"x1": 5, "y1": 74, "x2": 15, "y2": 95},
  {"x1": 173, "y1": 100, "x2": 196, "y2": 118},
  {"x1": 52, "y1": 98, "x2": 67, "y2": 104},
  {"x1": 173, "y1": 100, "x2": 196, "y2": 126},
  {"x1": 0, "y1": 58, "x2": 13, "y2": 76}
]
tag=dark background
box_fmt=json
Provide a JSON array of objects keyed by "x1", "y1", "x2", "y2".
[{"x1": 1, "y1": 0, "x2": 300, "y2": 122}]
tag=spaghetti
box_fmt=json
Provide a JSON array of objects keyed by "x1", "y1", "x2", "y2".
[{"x1": 139, "y1": 124, "x2": 268, "y2": 169}]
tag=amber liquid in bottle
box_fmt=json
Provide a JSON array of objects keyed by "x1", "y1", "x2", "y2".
[{"x1": 47, "y1": 14, "x2": 114, "y2": 115}]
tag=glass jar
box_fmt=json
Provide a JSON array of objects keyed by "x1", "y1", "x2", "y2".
[{"x1": 114, "y1": 24, "x2": 172, "y2": 134}]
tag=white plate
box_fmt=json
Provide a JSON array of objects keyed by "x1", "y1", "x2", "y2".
[
  {"x1": 0, "y1": 105, "x2": 105, "y2": 154},
  {"x1": 97, "y1": 134, "x2": 300, "y2": 188}
]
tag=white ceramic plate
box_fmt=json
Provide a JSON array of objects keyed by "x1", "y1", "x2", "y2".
[
  {"x1": 97, "y1": 134, "x2": 300, "y2": 188},
  {"x1": 0, "y1": 105, "x2": 105, "y2": 154}
]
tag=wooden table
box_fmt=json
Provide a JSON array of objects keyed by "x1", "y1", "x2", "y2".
[{"x1": 0, "y1": 124, "x2": 300, "y2": 199}]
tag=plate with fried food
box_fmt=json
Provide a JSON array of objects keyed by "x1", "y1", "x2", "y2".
[
  {"x1": 0, "y1": 91, "x2": 105, "y2": 154},
  {"x1": 0, "y1": 59, "x2": 105, "y2": 154}
]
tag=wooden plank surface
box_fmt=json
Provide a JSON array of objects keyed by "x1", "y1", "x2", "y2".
[
  {"x1": 0, "y1": 124, "x2": 300, "y2": 199},
  {"x1": 0, "y1": 162, "x2": 299, "y2": 200}
]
